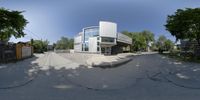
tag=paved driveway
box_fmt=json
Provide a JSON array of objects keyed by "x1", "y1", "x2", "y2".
[{"x1": 0, "y1": 53, "x2": 200, "y2": 100}]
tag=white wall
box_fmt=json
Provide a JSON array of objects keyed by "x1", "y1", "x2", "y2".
[
  {"x1": 74, "y1": 35, "x2": 82, "y2": 52},
  {"x1": 74, "y1": 44, "x2": 82, "y2": 52},
  {"x1": 74, "y1": 35, "x2": 82, "y2": 44},
  {"x1": 89, "y1": 37, "x2": 97, "y2": 52},
  {"x1": 22, "y1": 46, "x2": 32, "y2": 58},
  {"x1": 99, "y1": 21, "x2": 117, "y2": 38}
]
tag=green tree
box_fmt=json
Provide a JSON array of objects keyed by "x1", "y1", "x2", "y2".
[
  {"x1": 164, "y1": 39, "x2": 174, "y2": 51},
  {"x1": 141, "y1": 30, "x2": 155, "y2": 51},
  {"x1": 150, "y1": 42, "x2": 158, "y2": 51},
  {"x1": 156, "y1": 35, "x2": 174, "y2": 52},
  {"x1": 55, "y1": 37, "x2": 74, "y2": 49},
  {"x1": 42, "y1": 40, "x2": 49, "y2": 51},
  {"x1": 122, "y1": 32, "x2": 146, "y2": 51},
  {"x1": 122, "y1": 30, "x2": 155, "y2": 51},
  {"x1": 133, "y1": 33, "x2": 146, "y2": 51},
  {"x1": 165, "y1": 8, "x2": 200, "y2": 46},
  {"x1": 31, "y1": 39, "x2": 49, "y2": 53},
  {"x1": 157, "y1": 35, "x2": 167, "y2": 48},
  {"x1": 0, "y1": 8, "x2": 28, "y2": 42},
  {"x1": 141, "y1": 30, "x2": 154, "y2": 43},
  {"x1": 32, "y1": 40, "x2": 43, "y2": 53}
]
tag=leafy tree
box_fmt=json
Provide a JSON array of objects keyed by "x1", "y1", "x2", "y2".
[
  {"x1": 165, "y1": 8, "x2": 200, "y2": 46},
  {"x1": 42, "y1": 40, "x2": 49, "y2": 51},
  {"x1": 55, "y1": 37, "x2": 74, "y2": 50},
  {"x1": 122, "y1": 30, "x2": 155, "y2": 51},
  {"x1": 157, "y1": 35, "x2": 167, "y2": 48},
  {"x1": 0, "y1": 8, "x2": 28, "y2": 42},
  {"x1": 31, "y1": 39, "x2": 49, "y2": 53},
  {"x1": 150, "y1": 42, "x2": 158, "y2": 51},
  {"x1": 141, "y1": 30, "x2": 154, "y2": 43},
  {"x1": 164, "y1": 39, "x2": 174, "y2": 51},
  {"x1": 141, "y1": 30, "x2": 155, "y2": 51},
  {"x1": 156, "y1": 35, "x2": 174, "y2": 52},
  {"x1": 32, "y1": 40, "x2": 43, "y2": 53},
  {"x1": 133, "y1": 33, "x2": 146, "y2": 51}
]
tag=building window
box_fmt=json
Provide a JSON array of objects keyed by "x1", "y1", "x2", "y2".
[
  {"x1": 82, "y1": 44, "x2": 84, "y2": 51},
  {"x1": 84, "y1": 27, "x2": 99, "y2": 43},
  {"x1": 101, "y1": 37, "x2": 115, "y2": 43},
  {"x1": 84, "y1": 43, "x2": 89, "y2": 51},
  {"x1": 97, "y1": 42, "x2": 100, "y2": 45},
  {"x1": 97, "y1": 47, "x2": 100, "y2": 51}
]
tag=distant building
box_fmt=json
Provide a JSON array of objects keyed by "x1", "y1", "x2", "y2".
[
  {"x1": 74, "y1": 21, "x2": 132, "y2": 55},
  {"x1": 47, "y1": 45, "x2": 53, "y2": 51}
]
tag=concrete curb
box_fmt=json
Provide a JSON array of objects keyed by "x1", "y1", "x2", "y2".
[{"x1": 92, "y1": 57, "x2": 132, "y2": 68}]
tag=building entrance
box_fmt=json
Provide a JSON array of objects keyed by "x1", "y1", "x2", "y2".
[{"x1": 101, "y1": 47, "x2": 111, "y2": 55}]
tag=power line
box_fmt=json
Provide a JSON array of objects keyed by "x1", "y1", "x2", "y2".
[{"x1": 24, "y1": 29, "x2": 41, "y2": 39}]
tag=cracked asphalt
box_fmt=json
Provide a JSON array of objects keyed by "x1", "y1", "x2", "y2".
[{"x1": 0, "y1": 52, "x2": 200, "y2": 100}]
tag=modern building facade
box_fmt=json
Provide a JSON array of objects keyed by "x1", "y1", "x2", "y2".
[{"x1": 74, "y1": 21, "x2": 132, "y2": 55}]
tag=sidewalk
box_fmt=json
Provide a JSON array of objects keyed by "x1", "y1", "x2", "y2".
[
  {"x1": 58, "y1": 52, "x2": 158, "y2": 68},
  {"x1": 32, "y1": 52, "x2": 80, "y2": 70},
  {"x1": 86, "y1": 53, "x2": 134, "y2": 68}
]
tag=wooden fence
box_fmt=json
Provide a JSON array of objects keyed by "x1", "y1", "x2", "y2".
[
  {"x1": 16, "y1": 43, "x2": 33, "y2": 60},
  {"x1": 0, "y1": 43, "x2": 33, "y2": 63}
]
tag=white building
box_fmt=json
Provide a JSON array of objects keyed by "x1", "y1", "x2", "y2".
[{"x1": 74, "y1": 21, "x2": 132, "y2": 55}]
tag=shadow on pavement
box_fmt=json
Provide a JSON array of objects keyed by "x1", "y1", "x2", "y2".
[
  {"x1": 155, "y1": 54, "x2": 200, "y2": 89},
  {"x1": 0, "y1": 56, "x2": 39, "y2": 89}
]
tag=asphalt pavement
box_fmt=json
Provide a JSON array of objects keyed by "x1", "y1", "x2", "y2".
[{"x1": 0, "y1": 52, "x2": 200, "y2": 100}]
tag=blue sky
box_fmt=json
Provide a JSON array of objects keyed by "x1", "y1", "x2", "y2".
[{"x1": 1, "y1": 0, "x2": 200, "y2": 44}]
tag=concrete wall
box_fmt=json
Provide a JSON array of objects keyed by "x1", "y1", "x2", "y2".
[{"x1": 89, "y1": 37, "x2": 97, "y2": 53}]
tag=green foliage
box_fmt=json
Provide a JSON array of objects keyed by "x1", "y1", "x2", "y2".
[
  {"x1": 156, "y1": 35, "x2": 174, "y2": 52},
  {"x1": 0, "y1": 8, "x2": 28, "y2": 41},
  {"x1": 164, "y1": 39, "x2": 174, "y2": 51},
  {"x1": 55, "y1": 37, "x2": 74, "y2": 50},
  {"x1": 32, "y1": 40, "x2": 49, "y2": 53},
  {"x1": 123, "y1": 30, "x2": 174, "y2": 52},
  {"x1": 122, "y1": 30, "x2": 155, "y2": 51},
  {"x1": 132, "y1": 33, "x2": 146, "y2": 51},
  {"x1": 165, "y1": 8, "x2": 200, "y2": 45},
  {"x1": 141, "y1": 30, "x2": 155, "y2": 43},
  {"x1": 156, "y1": 35, "x2": 167, "y2": 49}
]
